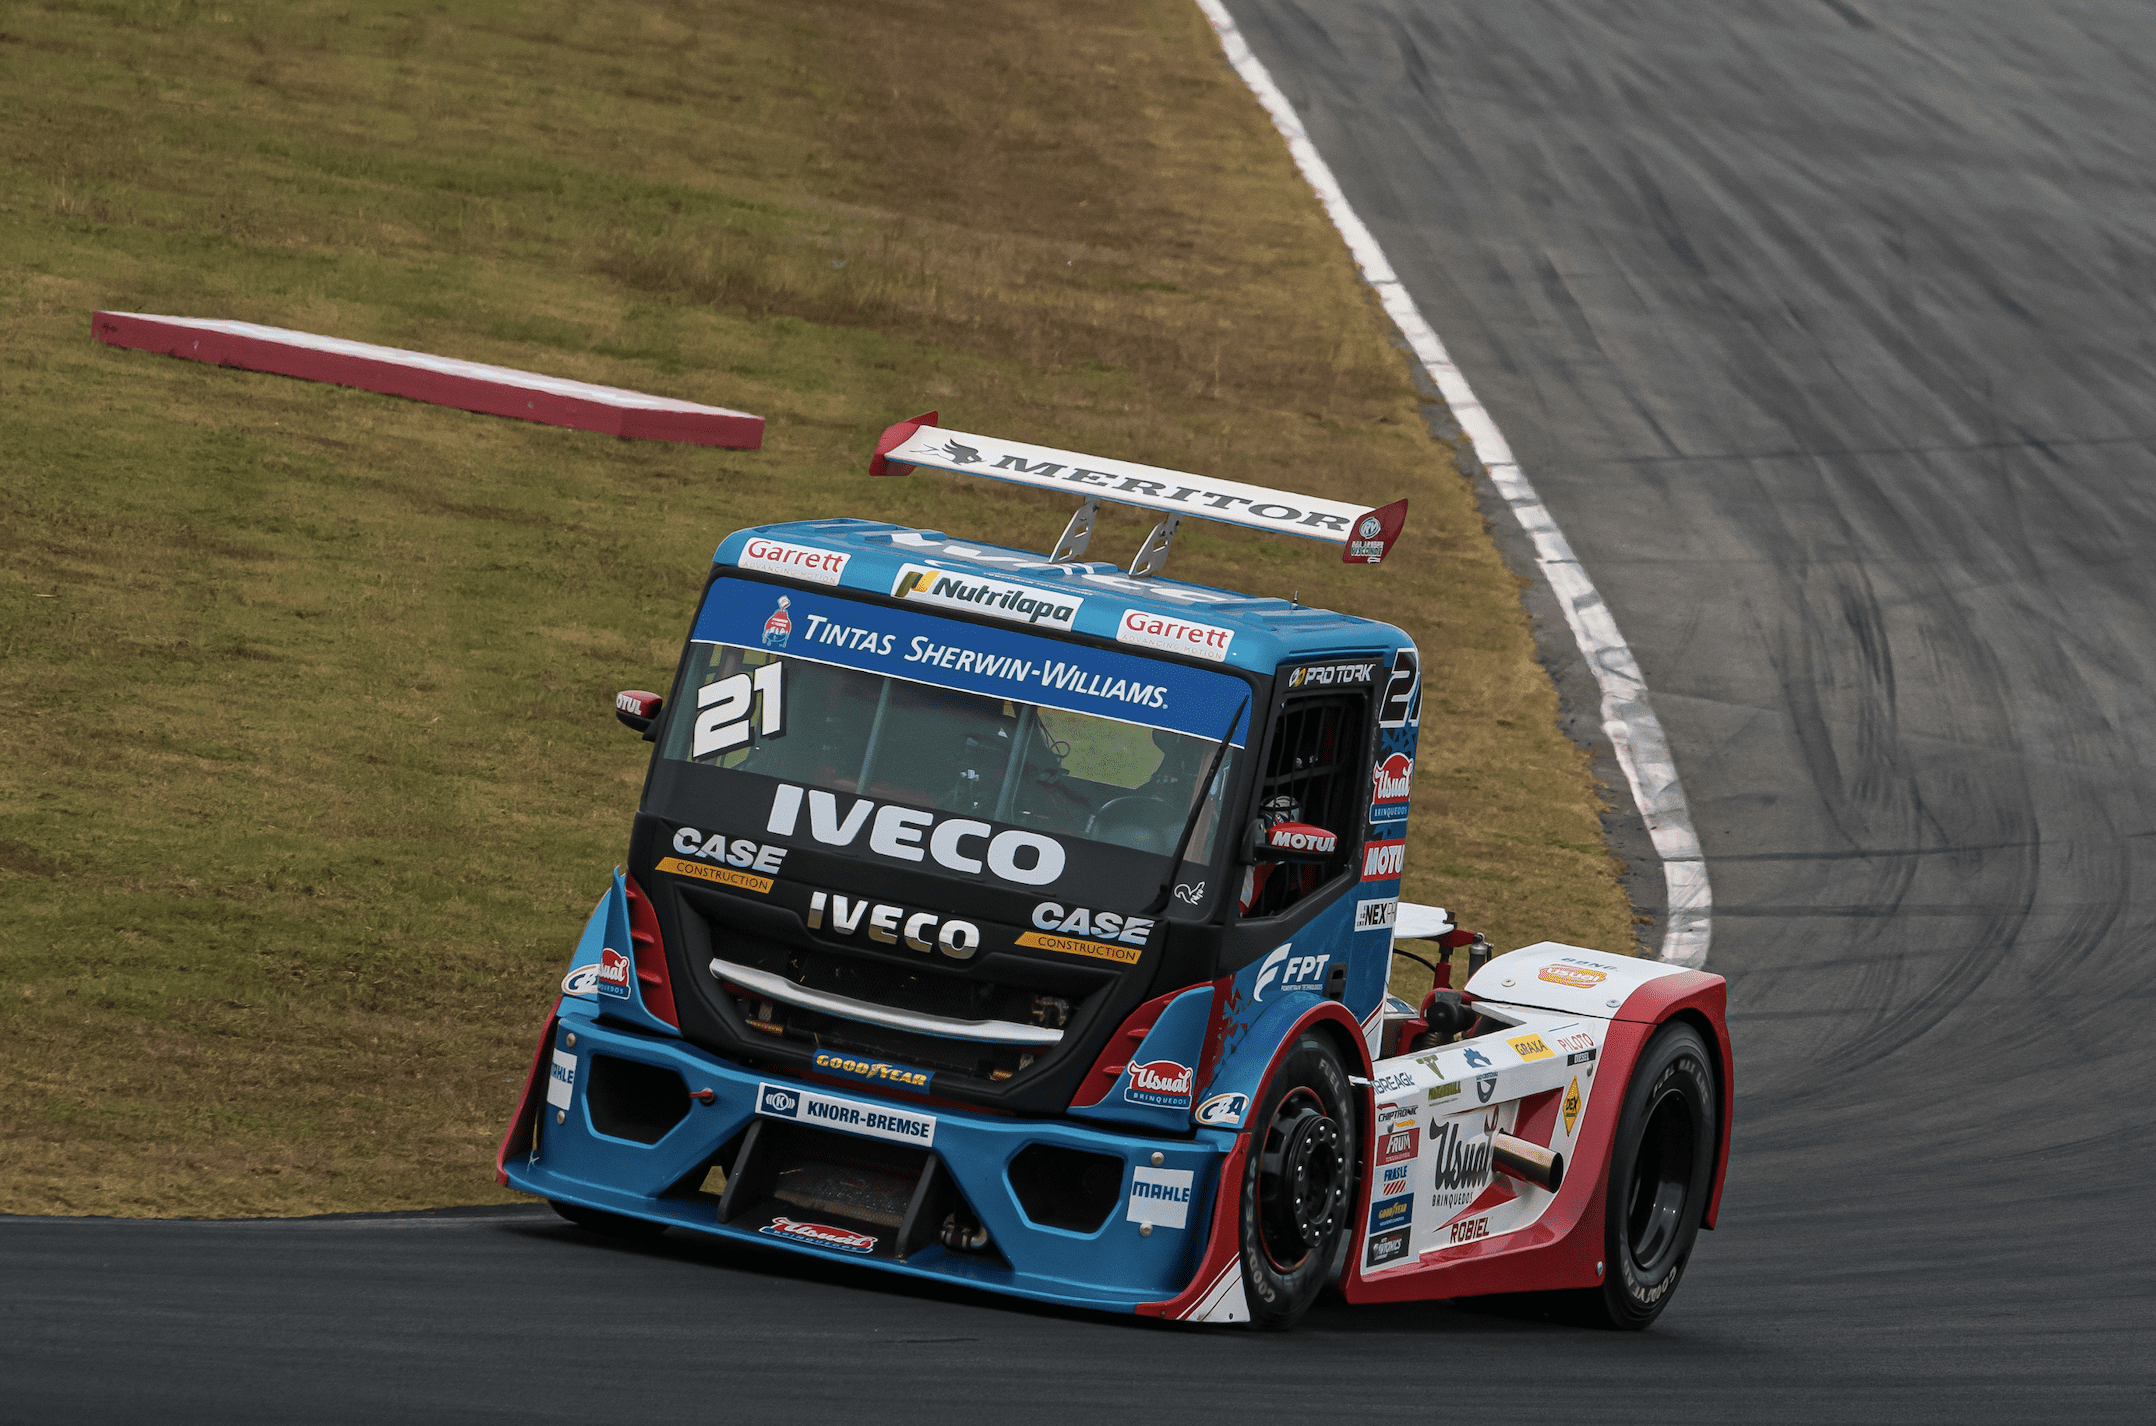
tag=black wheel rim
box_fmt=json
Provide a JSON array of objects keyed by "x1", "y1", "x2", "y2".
[
  {"x1": 1624, "y1": 1077, "x2": 1697, "y2": 1277},
  {"x1": 1256, "y1": 1086, "x2": 1346, "y2": 1271}
]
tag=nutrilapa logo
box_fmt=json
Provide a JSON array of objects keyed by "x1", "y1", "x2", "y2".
[{"x1": 890, "y1": 564, "x2": 1081, "y2": 630}]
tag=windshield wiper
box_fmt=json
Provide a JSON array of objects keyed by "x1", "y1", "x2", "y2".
[{"x1": 1144, "y1": 693, "x2": 1248, "y2": 916}]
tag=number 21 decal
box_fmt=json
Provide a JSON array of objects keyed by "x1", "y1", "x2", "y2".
[
  {"x1": 1378, "y1": 647, "x2": 1420, "y2": 728},
  {"x1": 694, "y1": 660, "x2": 786, "y2": 758}
]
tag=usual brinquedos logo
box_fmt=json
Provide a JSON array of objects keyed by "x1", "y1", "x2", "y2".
[
  {"x1": 762, "y1": 596, "x2": 792, "y2": 648},
  {"x1": 1539, "y1": 961, "x2": 1610, "y2": 988},
  {"x1": 1372, "y1": 753, "x2": 1413, "y2": 808},
  {"x1": 595, "y1": 947, "x2": 632, "y2": 999},
  {"x1": 1124, "y1": 1059, "x2": 1195, "y2": 1107},
  {"x1": 760, "y1": 1217, "x2": 877, "y2": 1254}
]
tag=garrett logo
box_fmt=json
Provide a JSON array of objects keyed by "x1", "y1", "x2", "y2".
[
  {"x1": 739, "y1": 537, "x2": 849, "y2": 586},
  {"x1": 1125, "y1": 1060, "x2": 1195, "y2": 1107},
  {"x1": 1115, "y1": 609, "x2": 1235, "y2": 663},
  {"x1": 595, "y1": 947, "x2": 633, "y2": 1000},
  {"x1": 1539, "y1": 963, "x2": 1608, "y2": 988},
  {"x1": 1372, "y1": 753, "x2": 1413, "y2": 806}
]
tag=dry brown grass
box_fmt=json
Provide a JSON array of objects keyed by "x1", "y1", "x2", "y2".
[{"x1": 0, "y1": 0, "x2": 1631, "y2": 1216}]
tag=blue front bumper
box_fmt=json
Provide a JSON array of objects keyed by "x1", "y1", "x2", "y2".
[{"x1": 505, "y1": 1014, "x2": 1231, "y2": 1313}]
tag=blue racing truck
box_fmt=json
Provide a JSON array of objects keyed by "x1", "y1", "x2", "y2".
[{"x1": 498, "y1": 414, "x2": 1732, "y2": 1330}]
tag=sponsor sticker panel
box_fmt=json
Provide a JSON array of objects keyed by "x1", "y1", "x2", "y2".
[
  {"x1": 761, "y1": 1217, "x2": 877, "y2": 1254},
  {"x1": 756, "y1": 1082, "x2": 937, "y2": 1147},
  {"x1": 547, "y1": 1051, "x2": 577, "y2": 1110},
  {"x1": 1127, "y1": 1167, "x2": 1196, "y2": 1229},
  {"x1": 1124, "y1": 1060, "x2": 1195, "y2": 1109}
]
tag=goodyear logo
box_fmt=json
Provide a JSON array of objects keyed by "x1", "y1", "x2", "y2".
[
  {"x1": 1563, "y1": 1076, "x2": 1582, "y2": 1136},
  {"x1": 812, "y1": 1049, "x2": 933, "y2": 1092},
  {"x1": 1508, "y1": 1033, "x2": 1554, "y2": 1062}
]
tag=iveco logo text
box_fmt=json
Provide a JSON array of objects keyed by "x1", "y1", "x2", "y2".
[
  {"x1": 767, "y1": 784, "x2": 1066, "y2": 887},
  {"x1": 807, "y1": 890, "x2": 979, "y2": 960}
]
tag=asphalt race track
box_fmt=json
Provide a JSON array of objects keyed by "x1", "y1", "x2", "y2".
[{"x1": 7, "y1": 3, "x2": 2155, "y2": 1420}]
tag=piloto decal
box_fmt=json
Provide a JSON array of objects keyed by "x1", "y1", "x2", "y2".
[
  {"x1": 739, "y1": 538, "x2": 850, "y2": 587},
  {"x1": 595, "y1": 947, "x2": 632, "y2": 1000},
  {"x1": 767, "y1": 784, "x2": 1068, "y2": 888},
  {"x1": 1124, "y1": 1059, "x2": 1195, "y2": 1108},
  {"x1": 1252, "y1": 946, "x2": 1329, "y2": 1001},
  {"x1": 1126, "y1": 1167, "x2": 1195, "y2": 1229},
  {"x1": 1194, "y1": 1092, "x2": 1247, "y2": 1127},
  {"x1": 891, "y1": 564, "x2": 1081, "y2": 631},
  {"x1": 760, "y1": 1217, "x2": 877, "y2": 1255}
]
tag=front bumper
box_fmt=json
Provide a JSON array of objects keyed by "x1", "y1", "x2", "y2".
[{"x1": 505, "y1": 1013, "x2": 1231, "y2": 1313}]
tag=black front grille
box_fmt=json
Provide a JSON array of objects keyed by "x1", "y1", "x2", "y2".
[{"x1": 676, "y1": 887, "x2": 1104, "y2": 1089}]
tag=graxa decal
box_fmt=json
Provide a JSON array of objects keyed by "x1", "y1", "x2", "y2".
[
  {"x1": 806, "y1": 891, "x2": 980, "y2": 960},
  {"x1": 766, "y1": 784, "x2": 1067, "y2": 887}
]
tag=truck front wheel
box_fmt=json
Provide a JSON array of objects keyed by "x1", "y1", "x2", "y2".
[{"x1": 1237, "y1": 1034, "x2": 1357, "y2": 1329}]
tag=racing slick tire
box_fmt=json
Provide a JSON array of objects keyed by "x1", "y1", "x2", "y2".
[
  {"x1": 549, "y1": 1199, "x2": 669, "y2": 1242},
  {"x1": 1567, "y1": 1020, "x2": 1718, "y2": 1330},
  {"x1": 1237, "y1": 1034, "x2": 1357, "y2": 1330}
]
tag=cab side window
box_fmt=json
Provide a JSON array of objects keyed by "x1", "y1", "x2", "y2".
[{"x1": 1240, "y1": 693, "x2": 1365, "y2": 919}]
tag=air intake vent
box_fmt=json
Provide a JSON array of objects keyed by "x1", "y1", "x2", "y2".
[
  {"x1": 585, "y1": 1055, "x2": 691, "y2": 1144},
  {"x1": 1007, "y1": 1143, "x2": 1125, "y2": 1233}
]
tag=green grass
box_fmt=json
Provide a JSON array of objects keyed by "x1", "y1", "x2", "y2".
[{"x1": 0, "y1": 0, "x2": 1634, "y2": 1216}]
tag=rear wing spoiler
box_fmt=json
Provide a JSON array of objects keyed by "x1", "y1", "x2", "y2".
[{"x1": 871, "y1": 412, "x2": 1406, "y2": 577}]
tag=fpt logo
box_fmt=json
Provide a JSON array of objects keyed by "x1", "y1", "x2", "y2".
[
  {"x1": 762, "y1": 596, "x2": 792, "y2": 648},
  {"x1": 595, "y1": 947, "x2": 632, "y2": 1000},
  {"x1": 1252, "y1": 946, "x2": 1329, "y2": 1001}
]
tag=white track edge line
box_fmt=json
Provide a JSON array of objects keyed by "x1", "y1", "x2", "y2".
[{"x1": 1194, "y1": 0, "x2": 1710, "y2": 967}]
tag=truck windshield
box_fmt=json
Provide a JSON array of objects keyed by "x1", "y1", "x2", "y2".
[{"x1": 656, "y1": 579, "x2": 1249, "y2": 864}]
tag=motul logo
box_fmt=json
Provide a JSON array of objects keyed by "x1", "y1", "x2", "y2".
[
  {"x1": 1268, "y1": 823, "x2": 1336, "y2": 854},
  {"x1": 1362, "y1": 839, "x2": 1405, "y2": 879},
  {"x1": 1372, "y1": 753, "x2": 1413, "y2": 804}
]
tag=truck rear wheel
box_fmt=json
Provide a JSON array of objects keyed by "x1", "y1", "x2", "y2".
[
  {"x1": 1237, "y1": 1034, "x2": 1356, "y2": 1330},
  {"x1": 1571, "y1": 1021, "x2": 1717, "y2": 1329}
]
